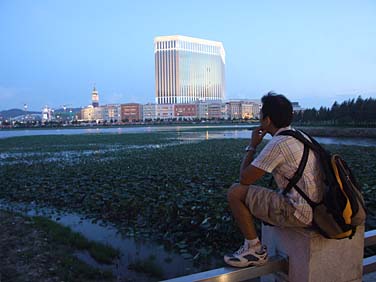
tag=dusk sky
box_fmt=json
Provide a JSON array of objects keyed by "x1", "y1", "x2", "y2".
[{"x1": 0, "y1": 0, "x2": 375, "y2": 111}]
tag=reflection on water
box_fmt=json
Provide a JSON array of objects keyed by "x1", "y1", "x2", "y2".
[
  {"x1": 178, "y1": 130, "x2": 376, "y2": 147},
  {"x1": 0, "y1": 201, "x2": 216, "y2": 281},
  {"x1": 0, "y1": 125, "x2": 252, "y2": 139},
  {"x1": 1, "y1": 126, "x2": 375, "y2": 147}
]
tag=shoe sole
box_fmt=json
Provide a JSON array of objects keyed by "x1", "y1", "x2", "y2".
[{"x1": 224, "y1": 256, "x2": 268, "y2": 268}]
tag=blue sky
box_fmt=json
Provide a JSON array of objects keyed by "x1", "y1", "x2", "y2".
[{"x1": 0, "y1": 0, "x2": 375, "y2": 111}]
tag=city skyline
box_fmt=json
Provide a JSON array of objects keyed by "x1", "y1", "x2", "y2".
[{"x1": 0, "y1": 0, "x2": 375, "y2": 111}]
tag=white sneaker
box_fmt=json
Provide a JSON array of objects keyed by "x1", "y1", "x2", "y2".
[{"x1": 224, "y1": 243, "x2": 268, "y2": 268}]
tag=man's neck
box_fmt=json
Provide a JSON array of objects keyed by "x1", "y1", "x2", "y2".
[
  {"x1": 271, "y1": 126, "x2": 292, "y2": 136},
  {"x1": 268, "y1": 127, "x2": 279, "y2": 136}
]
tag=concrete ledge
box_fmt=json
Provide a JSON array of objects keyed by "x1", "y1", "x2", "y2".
[{"x1": 261, "y1": 224, "x2": 365, "y2": 282}]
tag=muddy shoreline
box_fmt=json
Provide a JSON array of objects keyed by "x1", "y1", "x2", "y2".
[{"x1": 0, "y1": 210, "x2": 117, "y2": 282}]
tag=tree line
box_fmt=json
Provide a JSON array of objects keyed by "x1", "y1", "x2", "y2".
[{"x1": 293, "y1": 96, "x2": 376, "y2": 127}]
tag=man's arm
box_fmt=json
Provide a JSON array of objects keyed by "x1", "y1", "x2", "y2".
[
  {"x1": 239, "y1": 126, "x2": 267, "y2": 185},
  {"x1": 239, "y1": 151, "x2": 266, "y2": 185}
]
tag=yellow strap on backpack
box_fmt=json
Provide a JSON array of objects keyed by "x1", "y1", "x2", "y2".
[{"x1": 331, "y1": 155, "x2": 352, "y2": 224}]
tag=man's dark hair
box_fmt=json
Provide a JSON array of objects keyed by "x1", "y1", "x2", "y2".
[{"x1": 261, "y1": 91, "x2": 293, "y2": 128}]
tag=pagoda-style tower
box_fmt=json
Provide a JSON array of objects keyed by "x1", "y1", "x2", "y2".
[{"x1": 91, "y1": 86, "x2": 99, "y2": 107}]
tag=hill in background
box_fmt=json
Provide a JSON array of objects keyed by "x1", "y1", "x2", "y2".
[{"x1": 0, "y1": 109, "x2": 41, "y2": 120}]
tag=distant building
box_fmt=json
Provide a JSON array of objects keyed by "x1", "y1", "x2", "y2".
[
  {"x1": 197, "y1": 102, "x2": 209, "y2": 120},
  {"x1": 225, "y1": 100, "x2": 261, "y2": 120},
  {"x1": 292, "y1": 102, "x2": 303, "y2": 112},
  {"x1": 42, "y1": 106, "x2": 53, "y2": 122},
  {"x1": 81, "y1": 106, "x2": 94, "y2": 121},
  {"x1": 92, "y1": 107, "x2": 104, "y2": 122},
  {"x1": 92, "y1": 86, "x2": 99, "y2": 107},
  {"x1": 143, "y1": 103, "x2": 156, "y2": 121},
  {"x1": 227, "y1": 101, "x2": 242, "y2": 119},
  {"x1": 121, "y1": 103, "x2": 143, "y2": 122},
  {"x1": 104, "y1": 104, "x2": 121, "y2": 122},
  {"x1": 174, "y1": 104, "x2": 197, "y2": 120},
  {"x1": 154, "y1": 35, "x2": 225, "y2": 104},
  {"x1": 207, "y1": 101, "x2": 224, "y2": 119},
  {"x1": 156, "y1": 104, "x2": 174, "y2": 120},
  {"x1": 80, "y1": 105, "x2": 105, "y2": 122}
]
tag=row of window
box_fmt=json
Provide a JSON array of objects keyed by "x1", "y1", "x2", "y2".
[
  {"x1": 155, "y1": 40, "x2": 222, "y2": 54},
  {"x1": 155, "y1": 51, "x2": 224, "y2": 103}
]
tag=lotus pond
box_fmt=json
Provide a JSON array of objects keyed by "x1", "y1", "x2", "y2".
[{"x1": 1, "y1": 131, "x2": 376, "y2": 278}]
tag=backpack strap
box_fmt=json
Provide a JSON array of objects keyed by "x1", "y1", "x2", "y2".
[
  {"x1": 277, "y1": 129, "x2": 319, "y2": 207},
  {"x1": 283, "y1": 142, "x2": 309, "y2": 196},
  {"x1": 277, "y1": 130, "x2": 310, "y2": 196},
  {"x1": 278, "y1": 130, "x2": 318, "y2": 151}
]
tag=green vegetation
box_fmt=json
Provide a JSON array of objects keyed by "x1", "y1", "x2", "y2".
[
  {"x1": 33, "y1": 216, "x2": 119, "y2": 264},
  {"x1": 0, "y1": 210, "x2": 114, "y2": 282},
  {"x1": 1, "y1": 132, "x2": 376, "y2": 262},
  {"x1": 58, "y1": 256, "x2": 113, "y2": 281},
  {"x1": 128, "y1": 255, "x2": 164, "y2": 279}
]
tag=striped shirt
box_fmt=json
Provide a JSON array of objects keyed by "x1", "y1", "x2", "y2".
[{"x1": 251, "y1": 126, "x2": 325, "y2": 225}]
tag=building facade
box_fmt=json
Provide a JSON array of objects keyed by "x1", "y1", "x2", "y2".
[
  {"x1": 121, "y1": 103, "x2": 143, "y2": 122},
  {"x1": 174, "y1": 104, "x2": 197, "y2": 120},
  {"x1": 143, "y1": 103, "x2": 156, "y2": 121},
  {"x1": 104, "y1": 104, "x2": 121, "y2": 122},
  {"x1": 91, "y1": 86, "x2": 99, "y2": 107},
  {"x1": 154, "y1": 35, "x2": 225, "y2": 104},
  {"x1": 81, "y1": 106, "x2": 105, "y2": 122},
  {"x1": 156, "y1": 104, "x2": 174, "y2": 120},
  {"x1": 227, "y1": 101, "x2": 242, "y2": 119}
]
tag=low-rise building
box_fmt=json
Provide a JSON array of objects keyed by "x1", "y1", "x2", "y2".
[
  {"x1": 207, "y1": 101, "x2": 223, "y2": 119},
  {"x1": 174, "y1": 104, "x2": 197, "y2": 120},
  {"x1": 227, "y1": 101, "x2": 242, "y2": 119},
  {"x1": 121, "y1": 103, "x2": 143, "y2": 122},
  {"x1": 241, "y1": 103, "x2": 254, "y2": 119},
  {"x1": 197, "y1": 102, "x2": 209, "y2": 119},
  {"x1": 104, "y1": 104, "x2": 121, "y2": 122},
  {"x1": 156, "y1": 104, "x2": 174, "y2": 120},
  {"x1": 80, "y1": 105, "x2": 105, "y2": 122},
  {"x1": 292, "y1": 102, "x2": 303, "y2": 112},
  {"x1": 143, "y1": 103, "x2": 156, "y2": 121}
]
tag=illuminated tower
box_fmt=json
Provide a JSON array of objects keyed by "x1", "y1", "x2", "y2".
[
  {"x1": 154, "y1": 35, "x2": 225, "y2": 104},
  {"x1": 91, "y1": 86, "x2": 99, "y2": 107}
]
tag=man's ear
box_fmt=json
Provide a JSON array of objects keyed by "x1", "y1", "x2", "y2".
[{"x1": 264, "y1": 116, "x2": 272, "y2": 128}]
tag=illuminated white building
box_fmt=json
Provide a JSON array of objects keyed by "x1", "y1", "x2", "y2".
[
  {"x1": 142, "y1": 103, "x2": 156, "y2": 121},
  {"x1": 92, "y1": 86, "x2": 99, "y2": 107},
  {"x1": 154, "y1": 35, "x2": 225, "y2": 104},
  {"x1": 42, "y1": 106, "x2": 53, "y2": 122}
]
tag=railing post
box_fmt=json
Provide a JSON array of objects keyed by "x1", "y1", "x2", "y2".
[{"x1": 261, "y1": 224, "x2": 365, "y2": 282}]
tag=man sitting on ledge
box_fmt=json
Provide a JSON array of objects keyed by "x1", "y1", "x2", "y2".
[{"x1": 224, "y1": 92, "x2": 325, "y2": 267}]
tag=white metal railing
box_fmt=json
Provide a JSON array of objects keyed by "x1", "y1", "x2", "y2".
[
  {"x1": 363, "y1": 230, "x2": 376, "y2": 274},
  {"x1": 161, "y1": 255, "x2": 287, "y2": 282},
  {"x1": 162, "y1": 230, "x2": 376, "y2": 282}
]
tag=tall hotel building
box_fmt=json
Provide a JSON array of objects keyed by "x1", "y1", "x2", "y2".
[{"x1": 154, "y1": 35, "x2": 225, "y2": 104}]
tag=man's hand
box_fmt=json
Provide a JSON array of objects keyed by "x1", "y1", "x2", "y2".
[{"x1": 250, "y1": 126, "x2": 267, "y2": 148}]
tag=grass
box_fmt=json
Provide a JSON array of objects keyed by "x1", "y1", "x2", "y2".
[
  {"x1": 128, "y1": 255, "x2": 164, "y2": 279},
  {"x1": 60, "y1": 256, "x2": 114, "y2": 281},
  {"x1": 0, "y1": 210, "x2": 115, "y2": 282},
  {"x1": 33, "y1": 216, "x2": 119, "y2": 264}
]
